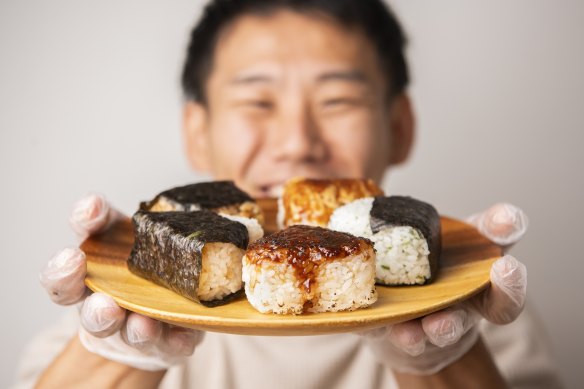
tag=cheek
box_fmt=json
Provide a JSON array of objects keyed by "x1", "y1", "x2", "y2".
[
  {"x1": 321, "y1": 112, "x2": 389, "y2": 178},
  {"x1": 207, "y1": 115, "x2": 261, "y2": 181}
]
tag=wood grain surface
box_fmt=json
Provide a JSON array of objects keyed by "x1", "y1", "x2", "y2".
[{"x1": 82, "y1": 199, "x2": 501, "y2": 336}]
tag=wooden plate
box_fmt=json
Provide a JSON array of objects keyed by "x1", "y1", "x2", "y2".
[{"x1": 83, "y1": 201, "x2": 501, "y2": 336}]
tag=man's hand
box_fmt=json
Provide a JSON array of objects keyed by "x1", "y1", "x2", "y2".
[
  {"x1": 39, "y1": 194, "x2": 203, "y2": 371},
  {"x1": 361, "y1": 203, "x2": 528, "y2": 375}
]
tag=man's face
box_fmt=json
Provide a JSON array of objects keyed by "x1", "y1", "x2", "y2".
[{"x1": 184, "y1": 10, "x2": 411, "y2": 198}]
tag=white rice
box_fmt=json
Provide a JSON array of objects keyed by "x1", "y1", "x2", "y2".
[
  {"x1": 371, "y1": 227, "x2": 430, "y2": 285},
  {"x1": 219, "y1": 214, "x2": 264, "y2": 243},
  {"x1": 328, "y1": 197, "x2": 431, "y2": 285},
  {"x1": 215, "y1": 201, "x2": 265, "y2": 226},
  {"x1": 197, "y1": 242, "x2": 245, "y2": 302},
  {"x1": 242, "y1": 249, "x2": 377, "y2": 314},
  {"x1": 197, "y1": 215, "x2": 263, "y2": 302},
  {"x1": 149, "y1": 198, "x2": 264, "y2": 226},
  {"x1": 148, "y1": 196, "x2": 202, "y2": 212},
  {"x1": 328, "y1": 197, "x2": 375, "y2": 236}
]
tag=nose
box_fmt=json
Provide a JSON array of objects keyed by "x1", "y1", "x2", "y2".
[{"x1": 270, "y1": 103, "x2": 327, "y2": 163}]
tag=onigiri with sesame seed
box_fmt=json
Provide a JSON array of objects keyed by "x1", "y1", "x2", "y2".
[{"x1": 328, "y1": 196, "x2": 441, "y2": 285}]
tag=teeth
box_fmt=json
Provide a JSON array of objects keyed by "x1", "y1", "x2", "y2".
[{"x1": 268, "y1": 185, "x2": 284, "y2": 198}]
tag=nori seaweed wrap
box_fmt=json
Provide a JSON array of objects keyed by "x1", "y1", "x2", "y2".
[
  {"x1": 128, "y1": 210, "x2": 249, "y2": 306},
  {"x1": 370, "y1": 196, "x2": 441, "y2": 284},
  {"x1": 140, "y1": 181, "x2": 264, "y2": 226},
  {"x1": 329, "y1": 196, "x2": 441, "y2": 285}
]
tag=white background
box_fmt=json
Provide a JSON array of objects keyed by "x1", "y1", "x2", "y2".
[{"x1": 1, "y1": 1, "x2": 583, "y2": 387}]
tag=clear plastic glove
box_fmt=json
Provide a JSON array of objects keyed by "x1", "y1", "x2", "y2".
[
  {"x1": 361, "y1": 203, "x2": 528, "y2": 375},
  {"x1": 39, "y1": 194, "x2": 204, "y2": 371}
]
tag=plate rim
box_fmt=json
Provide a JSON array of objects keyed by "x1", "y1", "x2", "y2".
[{"x1": 83, "y1": 216, "x2": 501, "y2": 335}]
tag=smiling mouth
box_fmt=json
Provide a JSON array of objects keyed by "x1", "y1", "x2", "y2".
[
  {"x1": 257, "y1": 184, "x2": 284, "y2": 198},
  {"x1": 253, "y1": 170, "x2": 346, "y2": 198}
]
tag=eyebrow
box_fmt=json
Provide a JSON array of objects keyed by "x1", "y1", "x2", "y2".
[
  {"x1": 229, "y1": 70, "x2": 369, "y2": 86},
  {"x1": 230, "y1": 74, "x2": 275, "y2": 85},
  {"x1": 317, "y1": 70, "x2": 368, "y2": 84}
]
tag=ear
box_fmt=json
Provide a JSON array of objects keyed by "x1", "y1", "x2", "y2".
[
  {"x1": 388, "y1": 93, "x2": 415, "y2": 166},
  {"x1": 182, "y1": 101, "x2": 211, "y2": 172}
]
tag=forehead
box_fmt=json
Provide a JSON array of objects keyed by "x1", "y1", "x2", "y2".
[{"x1": 209, "y1": 10, "x2": 384, "y2": 85}]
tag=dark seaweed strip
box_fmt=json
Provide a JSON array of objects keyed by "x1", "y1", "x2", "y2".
[
  {"x1": 127, "y1": 210, "x2": 248, "y2": 306},
  {"x1": 134, "y1": 210, "x2": 249, "y2": 249},
  {"x1": 140, "y1": 181, "x2": 254, "y2": 211},
  {"x1": 201, "y1": 289, "x2": 245, "y2": 307},
  {"x1": 370, "y1": 196, "x2": 441, "y2": 284}
]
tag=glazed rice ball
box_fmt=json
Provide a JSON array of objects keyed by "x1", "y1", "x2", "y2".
[{"x1": 243, "y1": 225, "x2": 378, "y2": 314}]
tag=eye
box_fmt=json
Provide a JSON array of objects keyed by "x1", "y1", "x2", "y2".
[
  {"x1": 244, "y1": 100, "x2": 274, "y2": 110},
  {"x1": 321, "y1": 98, "x2": 360, "y2": 110},
  {"x1": 322, "y1": 97, "x2": 358, "y2": 107}
]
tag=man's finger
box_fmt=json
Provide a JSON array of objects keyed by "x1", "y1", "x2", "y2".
[
  {"x1": 421, "y1": 307, "x2": 478, "y2": 348},
  {"x1": 80, "y1": 293, "x2": 127, "y2": 338},
  {"x1": 40, "y1": 247, "x2": 87, "y2": 305},
  {"x1": 467, "y1": 203, "x2": 528, "y2": 247},
  {"x1": 472, "y1": 255, "x2": 527, "y2": 325},
  {"x1": 386, "y1": 320, "x2": 427, "y2": 357},
  {"x1": 70, "y1": 193, "x2": 122, "y2": 240},
  {"x1": 160, "y1": 327, "x2": 204, "y2": 357},
  {"x1": 121, "y1": 313, "x2": 164, "y2": 351}
]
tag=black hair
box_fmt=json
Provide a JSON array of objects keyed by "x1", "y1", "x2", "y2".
[{"x1": 181, "y1": 0, "x2": 409, "y2": 103}]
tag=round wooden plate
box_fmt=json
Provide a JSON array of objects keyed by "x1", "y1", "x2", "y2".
[{"x1": 83, "y1": 200, "x2": 501, "y2": 336}]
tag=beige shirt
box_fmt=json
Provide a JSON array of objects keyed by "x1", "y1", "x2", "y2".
[{"x1": 13, "y1": 302, "x2": 562, "y2": 389}]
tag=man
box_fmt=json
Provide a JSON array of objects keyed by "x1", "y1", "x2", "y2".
[{"x1": 21, "y1": 0, "x2": 560, "y2": 388}]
